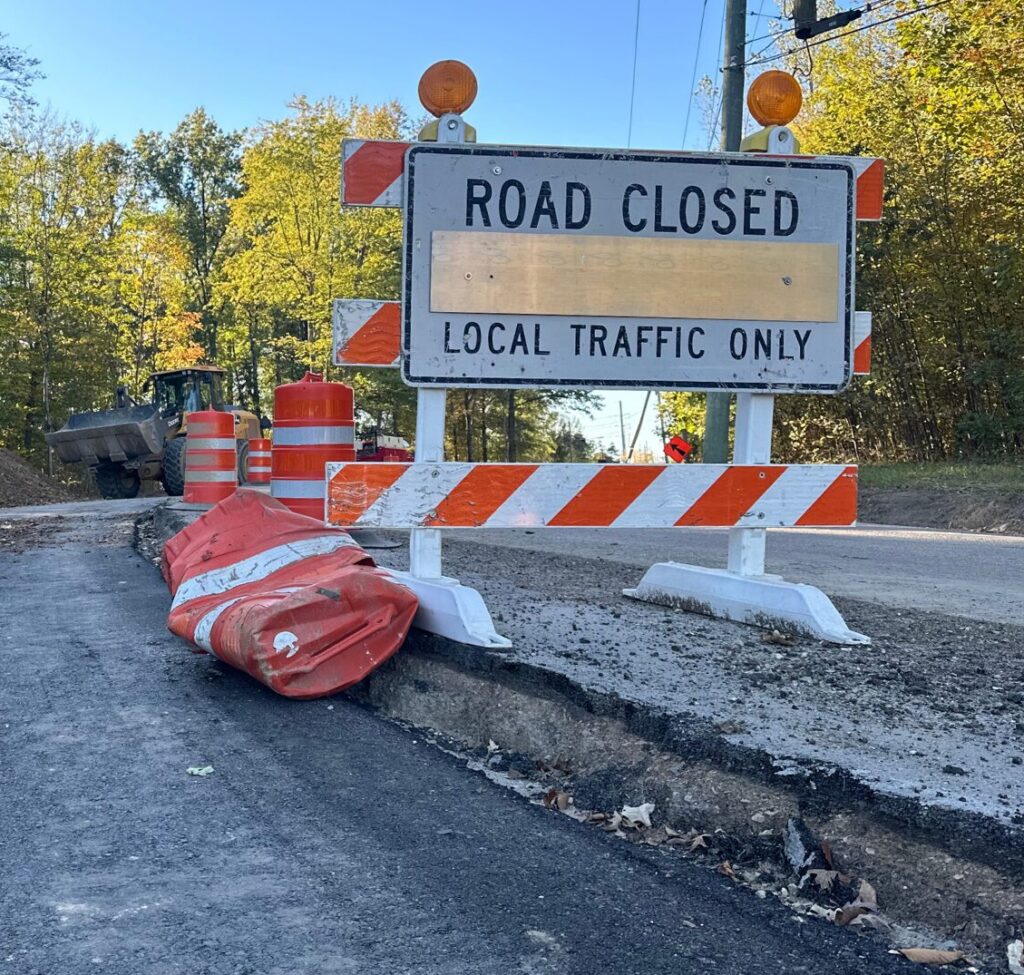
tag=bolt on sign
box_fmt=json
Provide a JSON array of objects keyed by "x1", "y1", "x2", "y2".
[{"x1": 402, "y1": 146, "x2": 856, "y2": 392}]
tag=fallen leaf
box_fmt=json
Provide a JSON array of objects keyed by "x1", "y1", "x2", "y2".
[
  {"x1": 763, "y1": 628, "x2": 795, "y2": 646},
  {"x1": 807, "y1": 869, "x2": 839, "y2": 892},
  {"x1": 835, "y1": 905, "x2": 870, "y2": 926},
  {"x1": 1008, "y1": 940, "x2": 1024, "y2": 975},
  {"x1": 855, "y1": 879, "x2": 878, "y2": 911},
  {"x1": 688, "y1": 833, "x2": 710, "y2": 852},
  {"x1": 487, "y1": 739, "x2": 500, "y2": 755},
  {"x1": 620, "y1": 802, "x2": 655, "y2": 828},
  {"x1": 821, "y1": 840, "x2": 834, "y2": 868},
  {"x1": 716, "y1": 860, "x2": 737, "y2": 879},
  {"x1": 186, "y1": 765, "x2": 214, "y2": 777},
  {"x1": 896, "y1": 948, "x2": 966, "y2": 965},
  {"x1": 542, "y1": 789, "x2": 571, "y2": 811}
]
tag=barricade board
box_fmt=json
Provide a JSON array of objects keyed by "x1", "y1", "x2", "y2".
[
  {"x1": 325, "y1": 462, "x2": 857, "y2": 529},
  {"x1": 402, "y1": 145, "x2": 856, "y2": 393}
]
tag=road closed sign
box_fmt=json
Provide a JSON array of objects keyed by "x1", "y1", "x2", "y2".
[{"x1": 402, "y1": 145, "x2": 856, "y2": 392}]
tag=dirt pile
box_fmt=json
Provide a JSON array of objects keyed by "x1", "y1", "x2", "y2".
[
  {"x1": 0, "y1": 448, "x2": 79, "y2": 507},
  {"x1": 860, "y1": 486, "x2": 1024, "y2": 535}
]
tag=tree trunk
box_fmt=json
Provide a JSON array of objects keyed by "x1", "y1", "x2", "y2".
[
  {"x1": 505, "y1": 390, "x2": 517, "y2": 462},
  {"x1": 463, "y1": 391, "x2": 474, "y2": 462}
]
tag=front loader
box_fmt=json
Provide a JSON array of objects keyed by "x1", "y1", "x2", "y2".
[{"x1": 46, "y1": 366, "x2": 262, "y2": 499}]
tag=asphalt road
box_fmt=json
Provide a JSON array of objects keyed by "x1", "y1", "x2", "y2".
[
  {"x1": 0, "y1": 511, "x2": 918, "y2": 974},
  {"x1": 447, "y1": 523, "x2": 1024, "y2": 625}
]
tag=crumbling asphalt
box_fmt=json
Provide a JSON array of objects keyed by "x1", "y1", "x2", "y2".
[
  {"x1": 0, "y1": 506, "x2": 922, "y2": 974},
  {"x1": 365, "y1": 530, "x2": 1024, "y2": 838}
]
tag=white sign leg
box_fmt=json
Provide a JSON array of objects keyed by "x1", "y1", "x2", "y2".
[
  {"x1": 390, "y1": 119, "x2": 510, "y2": 650},
  {"x1": 624, "y1": 391, "x2": 869, "y2": 645}
]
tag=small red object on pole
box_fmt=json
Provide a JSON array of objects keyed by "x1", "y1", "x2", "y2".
[{"x1": 664, "y1": 436, "x2": 693, "y2": 463}]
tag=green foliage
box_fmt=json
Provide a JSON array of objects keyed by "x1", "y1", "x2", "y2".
[
  {"x1": 0, "y1": 93, "x2": 592, "y2": 464},
  {"x1": 778, "y1": 0, "x2": 1024, "y2": 461}
]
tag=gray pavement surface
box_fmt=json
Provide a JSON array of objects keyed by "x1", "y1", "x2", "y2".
[
  {"x1": 0, "y1": 510, "x2": 916, "y2": 974},
  {"x1": 445, "y1": 524, "x2": 1024, "y2": 625}
]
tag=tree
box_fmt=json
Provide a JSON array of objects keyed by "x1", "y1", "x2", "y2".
[
  {"x1": 0, "y1": 111, "x2": 141, "y2": 463},
  {"x1": 774, "y1": 0, "x2": 1024, "y2": 461},
  {"x1": 135, "y1": 109, "x2": 242, "y2": 359},
  {"x1": 0, "y1": 34, "x2": 42, "y2": 111},
  {"x1": 217, "y1": 97, "x2": 414, "y2": 421}
]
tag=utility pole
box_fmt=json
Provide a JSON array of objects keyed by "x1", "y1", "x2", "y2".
[
  {"x1": 703, "y1": 0, "x2": 747, "y2": 463},
  {"x1": 619, "y1": 401, "x2": 627, "y2": 458}
]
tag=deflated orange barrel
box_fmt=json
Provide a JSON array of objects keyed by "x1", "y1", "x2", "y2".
[
  {"x1": 163, "y1": 490, "x2": 418, "y2": 699},
  {"x1": 184, "y1": 410, "x2": 236, "y2": 505},
  {"x1": 271, "y1": 372, "x2": 355, "y2": 520},
  {"x1": 247, "y1": 438, "x2": 271, "y2": 484}
]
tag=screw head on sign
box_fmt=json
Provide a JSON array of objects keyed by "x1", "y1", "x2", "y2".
[{"x1": 418, "y1": 60, "x2": 478, "y2": 118}]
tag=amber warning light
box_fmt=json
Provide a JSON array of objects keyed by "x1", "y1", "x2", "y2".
[
  {"x1": 747, "y1": 70, "x2": 803, "y2": 127},
  {"x1": 418, "y1": 60, "x2": 478, "y2": 118}
]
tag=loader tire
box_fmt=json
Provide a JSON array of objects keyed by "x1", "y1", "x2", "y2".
[
  {"x1": 162, "y1": 437, "x2": 186, "y2": 497},
  {"x1": 94, "y1": 463, "x2": 141, "y2": 500},
  {"x1": 237, "y1": 440, "x2": 249, "y2": 485}
]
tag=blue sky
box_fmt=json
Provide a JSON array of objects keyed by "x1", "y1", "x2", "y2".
[{"x1": 6, "y1": 0, "x2": 784, "y2": 456}]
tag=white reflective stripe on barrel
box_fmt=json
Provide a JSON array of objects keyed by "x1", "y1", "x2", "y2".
[
  {"x1": 271, "y1": 478, "x2": 325, "y2": 499},
  {"x1": 187, "y1": 437, "x2": 236, "y2": 450},
  {"x1": 249, "y1": 451, "x2": 272, "y2": 459},
  {"x1": 272, "y1": 426, "x2": 354, "y2": 446},
  {"x1": 188, "y1": 421, "x2": 228, "y2": 436},
  {"x1": 187, "y1": 470, "x2": 237, "y2": 483}
]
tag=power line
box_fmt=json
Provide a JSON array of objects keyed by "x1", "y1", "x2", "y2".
[
  {"x1": 739, "y1": 0, "x2": 956, "y2": 68},
  {"x1": 743, "y1": 0, "x2": 902, "y2": 47},
  {"x1": 683, "y1": 0, "x2": 710, "y2": 148},
  {"x1": 627, "y1": 0, "x2": 642, "y2": 147},
  {"x1": 706, "y1": 1, "x2": 728, "y2": 150}
]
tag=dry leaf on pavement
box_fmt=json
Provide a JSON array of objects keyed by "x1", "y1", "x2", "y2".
[{"x1": 896, "y1": 948, "x2": 966, "y2": 965}]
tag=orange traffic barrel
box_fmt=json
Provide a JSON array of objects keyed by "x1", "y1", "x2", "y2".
[
  {"x1": 247, "y1": 438, "x2": 271, "y2": 485},
  {"x1": 271, "y1": 372, "x2": 355, "y2": 520},
  {"x1": 184, "y1": 410, "x2": 237, "y2": 505}
]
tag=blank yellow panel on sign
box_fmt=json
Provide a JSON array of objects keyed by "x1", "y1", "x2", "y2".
[{"x1": 430, "y1": 231, "x2": 838, "y2": 323}]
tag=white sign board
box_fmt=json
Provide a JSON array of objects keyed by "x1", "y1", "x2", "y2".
[{"x1": 402, "y1": 145, "x2": 855, "y2": 392}]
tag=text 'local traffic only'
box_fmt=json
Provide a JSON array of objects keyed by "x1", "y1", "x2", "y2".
[{"x1": 404, "y1": 146, "x2": 855, "y2": 392}]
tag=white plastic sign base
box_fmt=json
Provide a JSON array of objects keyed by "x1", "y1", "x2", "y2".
[
  {"x1": 623, "y1": 562, "x2": 870, "y2": 646},
  {"x1": 384, "y1": 569, "x2": 512, "y2": 650}
]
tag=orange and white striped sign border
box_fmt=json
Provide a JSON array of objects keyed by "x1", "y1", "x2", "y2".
[
  {"x1": 326, "y1": 462, "x2": 857, "y2": 529},
  {"x1": 342, "y1": 139, "x2": 884, "y2": 221},
  {"x1": 853, "y1": 311, "x2": 872, "y2": 376},
  {"x1": 333, "y1": 299, "x2": 401, "y2": 368},
  {"x1": 341, "y1": 140, "x2": 410, "y2": 207}
]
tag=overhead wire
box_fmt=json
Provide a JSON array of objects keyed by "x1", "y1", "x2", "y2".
[
  {"x1": 627, "y1": 0, "x2": 642, "y2": 147},
  {"x1": 682, "y1": 0, "x2": 710, "y2": 148},
  {"x1": 706, "y1": 0, "x2": 728, "y2": 150},
  {"x1": 738, "y1": 0, "x2": 956, "y2": 68},
  {"x1": 742, "y1": 0, "x2": 903, "y2": 47}
]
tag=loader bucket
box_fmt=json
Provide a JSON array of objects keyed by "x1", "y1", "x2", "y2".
[{"x1": 45, "y1": 406, "x2": 170, "y2": 466}]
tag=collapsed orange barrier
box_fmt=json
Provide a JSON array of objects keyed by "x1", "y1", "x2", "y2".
[{"x1": 163, "y1": 489, "x2": 418, "y2": 699}]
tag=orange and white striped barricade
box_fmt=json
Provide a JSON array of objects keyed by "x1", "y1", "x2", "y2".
[
  {"x1": 183, "y1": 410, "x2": 236, "y2": 506},
  {"x1": 270, "y1": 372, "x2": 356, "y2": 520},
  {"x1": 326, "y1": 460, "x2": 865, "y2": 645},
  {"x1": 247, "y1": 438, "x2": 271, "y2": 485}
]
